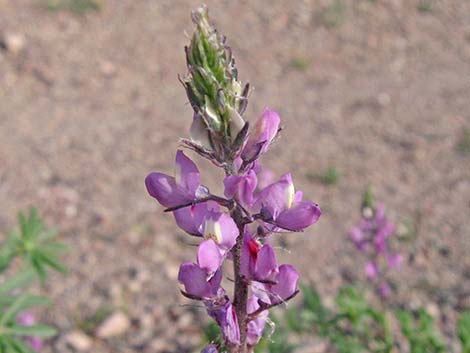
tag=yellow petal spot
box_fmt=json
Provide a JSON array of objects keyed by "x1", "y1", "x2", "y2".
[
  {"x1": 286, "y1": 182, "x2": 295, "y2": 209},
  {"x1": 204, "y1": 219, "x2": 222, "y2": 243}
]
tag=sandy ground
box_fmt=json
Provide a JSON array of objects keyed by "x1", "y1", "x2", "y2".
[{"x1": 1, "y1": 0, "x2": 469, "y2": 352}]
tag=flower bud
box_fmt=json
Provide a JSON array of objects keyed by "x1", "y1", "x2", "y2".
[{"x1": 182, "y1": 5, "x2": 250, "y2": 148}]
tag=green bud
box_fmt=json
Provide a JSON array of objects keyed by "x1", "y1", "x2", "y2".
[
  {"x1": 361, "y1": 187, "x2": 375, "y2": 212},
  {"x1": 182, "y1": 5, "x2": 249, "y2": 143}
]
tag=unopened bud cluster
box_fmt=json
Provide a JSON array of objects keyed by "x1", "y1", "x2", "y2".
[{"x1": 181, "y1": 5, "x2": 249, "y2": 162}]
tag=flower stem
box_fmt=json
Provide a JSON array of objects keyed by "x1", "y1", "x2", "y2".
[
  {"x1": 226, "y1": 160, "x2": 248, "y2": 353},
  {"x1": 232, "y1": 216, "x2": 248, "y2": 353}
]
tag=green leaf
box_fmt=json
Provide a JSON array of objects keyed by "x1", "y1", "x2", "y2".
[
  {"x1": 33, "y1": 249, "x2": 67, "y2": 274},
  {"x1": 0, "y1": 270, "x2": 35, "y2": 294},
  {"x1": 397, "y1": 309, "x2": 446, "y2": 353},
  {"x1": 396, "y1": 309, "x2": 414, "y2": 337},
  {"x1": 336, "y1": 287, "x2": 368, "y2": 320},
  {"x1": 4, "y1": 337, "x2": 36, "y2": 353}
]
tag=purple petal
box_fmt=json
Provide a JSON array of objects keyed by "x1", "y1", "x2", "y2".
[
  {"x1": 255, "y1": 244, "x2": 278, "y2": 281},
  {"x1": 175, "y1": 150, "x2": 200, "y2": 194},
  {"x1": 17, "y1": 312, "x2": 36, "y2": 326},
  {"x1": 246, "y1": 296, "x2": 268, "y2": 346},
  {"x1": 365, "y1": 261, "x2": 379, "y2": 280},
  {"x1": 178, "y1": 262, "x2": 221, "y2": 299},
  {"x1": 223, "y1": 170, "x2": 257, "y2": 208},
  {"x1": 178, "y1": 263, "x2": 209, "y2": 298},
  {"x1": 254, "y1": 173, "x2": 294, "y2": 217},
  {"x1": 269, "y1": 264, "x2": 299, "y2": 304},
  {"x1": 275, "y1": 201, "x2": 321, "y2": 231},
  {"x1": 387, "y1": 253, "x2": 403, "y2": 269},
  {"x1": 173, "y1": 201, "x2": 219, "y2": 236},
  {"x1": 256, "y1": 166, "x2": 275, "y2": 190},
  {"x1": 293, "y1": 190, "x2": 303, "y2": 203},
  {"x1": 242, "y1": 108, "x2": 280, "y2": 159},
  {"x1": 207, "y1": 301, "x2": 240, "y2": 345},
  {"x1": 349, "y1": 226, "x2": 364, "y2": 244},
  {"x1": 145, "y1": 172, "x2": 193, "y2": 208},
  {"x1": 374, "y1": 203, "x2": 386, "y2": 223},
  {"x1": 197, "y1": 239, "x2": 223, "y2": 274},
  {"x1": 28, "y1": 337, "x2": 43, "y2": 351}
]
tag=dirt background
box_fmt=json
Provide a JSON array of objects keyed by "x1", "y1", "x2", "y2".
[{"x1": 1, "y1": 0, "x2": 469, "y2": 352}]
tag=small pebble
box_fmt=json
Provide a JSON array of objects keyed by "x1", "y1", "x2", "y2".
[
  {"x1": 96, "y1": 311, "x2": 130, "y2": 338},
  {"x1": 65, "y1": 330, "x2": 93, "y2": 351},
  {"x1": 1, "y1": 32, "x2": 25, "y2": 54}
]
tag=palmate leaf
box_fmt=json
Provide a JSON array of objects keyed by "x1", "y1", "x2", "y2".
[
  {"x1": 0, "y1": 293, "x2": 54, "y2": 353},
  {"x1": 10, "y1": 207, "x2": 67, "y2": 281}
]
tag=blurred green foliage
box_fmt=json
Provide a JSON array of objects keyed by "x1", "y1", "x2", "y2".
[
  {"x1": 0, "y1": 208, "x2": 66, "y2": 352},
  {"x1": 458, "y1": 312, "x2": 470, "y2": 353},
  {"x1": 396, "y1": 309, "x2": 446, "y2": 353},
  {"x1": 322, "y1": 0, "x2": 345, "y2": 29},
  {"x1": 45, "y1": 0, "x2": 103, "y2": 13},
  {"x1": 307, "y1": 167, "x2": 340, "y2": 186},
  {"x1": 288, "y1": 58, "x2": 309, "y2": 72},
  {"x1": 417, "y1": 0, "x2": 433, "y2": 13},
  {"x1": 456, "y1": 129, "x2": 470, "y2": 156},
  {"x1": 76, "y1": 304, "x2": 113, "y2": 335}
]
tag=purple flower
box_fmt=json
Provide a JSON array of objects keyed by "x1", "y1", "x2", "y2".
[
  {"x1": 17, "y1": 312, "x2": 43, "y2": 351},
  {"x1": 267, "y1": 264, "x2": 299, "y2": 304},
  {"x1": 246, "y1": 295, "x2": 268, "y2": 347},
  {"x1": 242, "y1": 108, "x2": 280, "y2": 161},
  {"x1": 224, "y1": 169, "x2": 258, "y2": 209},
  {"x1": 254, "y1": 264, "x2": 299, "y2": 305},
  {"x1": 240, "y1": 232, "x2": 278, "y2": 282},
  {"x1": 145, "y1": 150, "x2": 202, "y2": 208},
  {"x1": 178, "y1": 263, "x2": 222, "y2": 299},
  {"x1": 254, "y1": 173, "x2": 321, "y2": 231},
  {"x1": 196, "y1": 211, "x2": 239, "y2": 273},
  {"x1": 207, "y1": 300, "x2": 240, "y2": 346}
]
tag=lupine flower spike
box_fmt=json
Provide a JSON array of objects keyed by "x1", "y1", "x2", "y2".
[
  {"x1": 146, "y1": 6, "x2": 321, "y2": 352},
  {"x1": 349, "y1": 189, "x2": 403, "y2": 299}
]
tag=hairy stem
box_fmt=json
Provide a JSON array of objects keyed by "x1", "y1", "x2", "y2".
[{"x1": 226, "y1": 160, "x2": 248, "y2": 353}]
